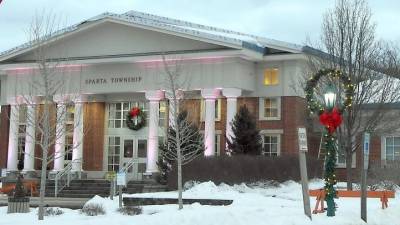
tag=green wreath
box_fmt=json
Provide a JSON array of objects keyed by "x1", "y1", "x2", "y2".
[
  {"x1": 305, "y1": 68, "x2": 354, "y2": 115},
  {"x1": 126, "y1": 107, "x2": 146, "y2": 131}
]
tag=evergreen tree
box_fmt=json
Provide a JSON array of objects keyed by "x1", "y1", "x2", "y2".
[
  {"x1": 157, "y1": 110, "x2": 204, "y2": 183},
  {"x1": 227, "y1": 105, "x2": 262, "y2": 155}
]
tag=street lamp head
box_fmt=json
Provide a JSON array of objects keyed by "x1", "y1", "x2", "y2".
[{"x1": 324, "y1": 85, "x2": 336, "y2": 110}]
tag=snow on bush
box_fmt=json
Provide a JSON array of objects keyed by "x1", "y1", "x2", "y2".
[
  {"x1": 117, "y1": 206, "x2": 142, "y2": 216},
  {"x1": 81, "y1": 203, "x2": 106, "y2": 216},
  {"x1": 43, "y1": 207, "x2": 64, "y2": 216}
]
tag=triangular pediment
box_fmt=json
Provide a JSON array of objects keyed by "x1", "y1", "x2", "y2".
[{"x1": 4, "y1": 20, "x2": 236, "y2": 62}]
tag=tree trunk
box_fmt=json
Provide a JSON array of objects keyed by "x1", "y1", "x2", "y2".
[{"x1": 345, "y1": 148, "x2": 353, "y2": 190}]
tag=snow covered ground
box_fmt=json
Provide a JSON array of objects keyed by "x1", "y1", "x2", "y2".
[{"x1": 0, "y1": 180, "x2": 399, "y2": 225}]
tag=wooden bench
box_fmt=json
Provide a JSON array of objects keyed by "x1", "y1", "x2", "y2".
[
  {"x1": 0, "y1": 181, "x2": 39, "y2": 197},
  {"x1": 309, "y1": 189, "x2": 395, "y2": 214}
]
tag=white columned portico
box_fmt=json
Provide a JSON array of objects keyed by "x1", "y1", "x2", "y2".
[
  {"x1": 23, "y1": 99, "x2": 39, "y2": 172},
  {"x1": 222, "y1": 88, "x2": 242, "y2": 149},
  {"x1": 145, "y1": 90, "x2": 165, "y2": 174},
  {"x1": 53, "y1": 96, "x2": 68, "y2": 171},
  {"x1": 201, "y1": 88, "x2": 221, "y2": 156},
  {"x1": 72, "y1": 96, "x2": 85, "y2": 172},
  {"x1": 7, "y1": 102, "x2": 20, "y2": 171}
]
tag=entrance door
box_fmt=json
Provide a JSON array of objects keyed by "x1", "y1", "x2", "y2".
[{"x1": 120, "y1": 137, "x2": 147, "y2": 181}]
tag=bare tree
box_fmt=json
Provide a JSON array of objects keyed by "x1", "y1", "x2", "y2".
[
  {"x1": 305, "y1": 0, "x2": 400, "y2": 190},
  {"x1": 11, "y1": 13, "x2": 85, "y2": 220},
  {"x1": 159, "y1": 55, "x2": 204, "y2": 209}
]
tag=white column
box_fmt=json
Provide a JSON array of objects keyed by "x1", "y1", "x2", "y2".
[
  {"x1": 201, "y1": 89, "x2": 221, "y2": 156},
  {"x1": 72, "y1": 99, "x2": 84, "y2": 171},
  {"x1": 222, "y1": 88, "x2": 242, "y2": 150},
  {"x1": 53, "y1": 103, "x2": 66, "y2": 171},
  {"x1": 167, "y1": 90, "x2": 184, "y2": 128},
  {"x1": 145, "y1": 90, "x2": 165, "y2": 174},
  {"x1": 7, "y1": 104, "x2": 20, "y2": 171},
  {"x1": 23, "y1": 103, "x2": 37, "y2": 171}
]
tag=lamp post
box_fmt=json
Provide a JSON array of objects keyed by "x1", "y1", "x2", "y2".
[
  {"x1": 305, "y1": 69, "x2": 354, "y2": 217},
  {"x1": 322, "y1": 84, "x2": 339, "y2": 217}
]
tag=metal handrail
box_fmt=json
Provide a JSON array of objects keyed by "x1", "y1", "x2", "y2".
[
  {"x1": 120, "y1": 158, "x2": 137, "y2": 173},
  {"x1": 54, "y1": 160, "x2": 76, "y2": 197}
]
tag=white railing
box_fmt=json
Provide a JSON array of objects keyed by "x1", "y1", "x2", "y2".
[{"x1": 54, "y1": 160, "x2": 81, "y2": 198}]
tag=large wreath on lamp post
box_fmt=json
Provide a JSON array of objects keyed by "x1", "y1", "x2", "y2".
[
  {"x1": 126, "y1": 107, "x2": 146, "y2": 131},
  {"x1": 304, "y1": 68, "x2": 354, "y2": 217}
]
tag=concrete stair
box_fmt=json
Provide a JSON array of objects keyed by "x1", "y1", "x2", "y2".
[{"x1": 45, "y1": 179, "x2": 167, "y2": 198}]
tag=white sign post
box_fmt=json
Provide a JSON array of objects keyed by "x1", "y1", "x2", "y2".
[
  {"x1": 361, "y1": 132, "x2": 370, "y2": 223},
  {"x1": 298, "y1": 128, "x2": 312, "y2": 220},
  {"x1": 117, "y1": 172, "x2": 127, "y2": 208}
]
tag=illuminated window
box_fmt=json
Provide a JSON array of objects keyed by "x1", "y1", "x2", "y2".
[
  {"x1": 263, "y1": 68, "x2": 279, "y2": 86},
  {"x1": 108, "y1": 102, "x2": 149, "y2": 128}
]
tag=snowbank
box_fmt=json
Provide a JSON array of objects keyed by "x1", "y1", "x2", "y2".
[{"x1": 0, "y1": 180, "x2": 399, "y2": 225}]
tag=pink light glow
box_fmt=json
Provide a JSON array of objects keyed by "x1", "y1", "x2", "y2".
[{"x1": 5, "y1": 64, "x2": 87, "y2": 75}]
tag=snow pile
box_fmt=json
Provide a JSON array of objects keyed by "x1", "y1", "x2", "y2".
[{"x1": 0, "y1": 180, "x2": 400, "y2": 225}]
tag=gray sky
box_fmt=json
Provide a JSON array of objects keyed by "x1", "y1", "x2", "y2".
[{"x1": 0, "y1": 0, "x2": 399, "y2": 53}]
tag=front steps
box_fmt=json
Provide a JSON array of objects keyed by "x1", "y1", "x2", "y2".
[{"x1": 45, "y1": 179, "x2": 167, "y2": 198}]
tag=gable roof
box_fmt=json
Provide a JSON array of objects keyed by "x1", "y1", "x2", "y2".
[{"x1": 0, "y1": 10, "x2": 306, "y2": 62}]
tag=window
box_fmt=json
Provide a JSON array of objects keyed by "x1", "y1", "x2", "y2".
[
  {"x1": 64, "y1": 104, "x2": 74, "y2": 163},
  {"x1": 200, "y1": 99, "x2": 221, "y2": 121},
  {"x1": 108, "y1": 102, "x2": 149, "y2": 128},
  {"x1": 335, "y1": 139, "x2": 356, "y2": 168},
  {"x1": 262, "y1": 134, "x2": 280, "y2": 156},
  {"x1": 215, "y1": 134, "x2": 221, "y2": 156},
  {"x1": 107, "y1": 136, "x2": 121, "y2": 172},
  {"x1": 259, "y1": 97, "x2": 281, "y2": 120},
  {"x1": 159, "y1": 101, "x2": 167, "y2": 127},
  {"x1": 385, "y1": 137, "x2": 400, "y2": 161},
  {"x1": 264, "y1": 68, "x2": 279, "y2": 86},
  {"x1": 18, "y1": 105, "x2": 27, "y2": 162}
]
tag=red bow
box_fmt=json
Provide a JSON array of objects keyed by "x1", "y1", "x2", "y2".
[
  {"x1": 319, "y1": 107, "x2": 342, "y2": 133},
  {"x1": 130, "y1": 107, "x2": 140, "y2": 117}
]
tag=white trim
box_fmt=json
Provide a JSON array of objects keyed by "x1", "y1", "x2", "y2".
[
  {"x1": 260, "y1": 132, "x2": 281, "y2": 156},
  {"x1": 259, "y1": 97, "x2": 281, "y2": 121}
]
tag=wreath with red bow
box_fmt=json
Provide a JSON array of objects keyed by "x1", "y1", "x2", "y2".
[
  {"x1": 305, "y1": 69, "x2": 354, "y2": 134},
  {"x1": 126, "y1": 107, "x2": 146, "y2": 130}
]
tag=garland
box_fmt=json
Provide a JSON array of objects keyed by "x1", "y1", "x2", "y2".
[
  {"x1": 304, "y1": 69, "x2": 354, "y2": 217},
  {"x1": 126, "y1": 107, "x2": 146, "y2": 131}
]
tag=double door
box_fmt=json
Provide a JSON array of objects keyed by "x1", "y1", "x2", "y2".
[{"x1": 107, "y1": 136, "x2": 147, "y2": 180}]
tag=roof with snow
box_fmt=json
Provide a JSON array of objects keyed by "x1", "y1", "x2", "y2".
[{"x1": 0, "y1": 10, "x2": 308, "y2": 60}]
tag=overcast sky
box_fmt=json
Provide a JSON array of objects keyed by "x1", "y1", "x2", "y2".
[{"x1": 0, "y1": 0, "x2": 399, "y2": 53}]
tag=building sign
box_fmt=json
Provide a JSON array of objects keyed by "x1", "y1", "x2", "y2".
[
  {"x1": 117, "y1": 172, "x2": 127, "y2": 186},
  {"x1": 363, "y1": 132, "x2": 370, "y2": 155},
  {"x1": 85, "y1": 76, "x2": 142, "y2": 85},
  {"x1": 298, "y1": 128, "x2": 308, "y2": 152}
]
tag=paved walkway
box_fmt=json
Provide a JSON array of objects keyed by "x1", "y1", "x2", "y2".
[{"x1": 0, "y1": 195, "x2": 89, "y2": 209}]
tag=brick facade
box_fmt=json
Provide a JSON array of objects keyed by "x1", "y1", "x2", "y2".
[
  {"x1": 0, "y1": 105, "x2": 10, "y2": 168},
  {"x1": 83, "y1": 102, "x2": 105, "y2": 171}
]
